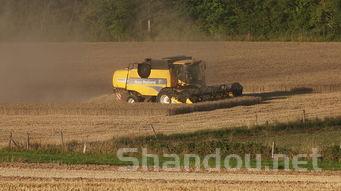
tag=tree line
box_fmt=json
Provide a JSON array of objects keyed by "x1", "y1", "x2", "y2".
[{"x1": 0, "y1": 0, "x2": 340, "y2": 41}]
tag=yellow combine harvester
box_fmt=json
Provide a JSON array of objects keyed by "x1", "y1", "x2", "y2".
[{"x1": 112, "y1": 56, "x2": 243, "y2": 104}]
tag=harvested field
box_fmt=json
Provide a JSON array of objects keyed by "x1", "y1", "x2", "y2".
[
  {"x1": 1, "y1": 27, "x2": 341, "y2": 191},
  {"x1": 0, "y1": 103, "x2": 170, "y2": 116},
  {"x1": 0, "y1": 96, "x2": 260, "y2": 116},
  {"x1": 0, "y1": 164, "x2": 340, "y2": 191},
  {"x1": 1, "y1": 177, "x2": 338, "y2": 191},
  {"x1": 1, "y1": 42, "x2": 340, "y2": 147},
  {"x1": 0, "y1": 91, "x2": 340, "y2": 147},
  {"x1": 0, "y1": 42, "x2": 341, "y2": 103}
]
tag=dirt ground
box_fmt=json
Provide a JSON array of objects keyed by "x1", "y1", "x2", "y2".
[{"x1": 0, "y1": 164, "x2": 340, "y2": 191}]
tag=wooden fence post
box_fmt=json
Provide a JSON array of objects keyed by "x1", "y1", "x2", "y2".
[
  {"x1": 302, "y1": 110, "x2": 306, "y2": 123},
  {"x1": 8, "y1": 132, "x2": 18, "y2": 149},
  {"x1": 150, "y1": 124, "x2": 157, "y2": 138},
  {"x1": 8, "y1": 132, "x2": 12, "y2": 149},
  {"x1": 26, "y1": 132, "x2": 30, "y2": 150},
  {"x1": 271, "y1": 142, "x2": 275, "y2": 159},
  {"x1": 60, "y1": 130, "x2": 65, "y2": 150},
  {"x1": 83, "y1": 142, "x2": 87, "y2": 154},
  {"x1": 255, "y1": 114, "x2": 258, "y2": 125},
  {"x1": 83, "y1": 135, "x2": 90, "y2": 154}
]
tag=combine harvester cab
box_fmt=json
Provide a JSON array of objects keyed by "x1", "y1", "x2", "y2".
[{"x1": 113, "y1": 56, "x2": 243, "y2": 104}]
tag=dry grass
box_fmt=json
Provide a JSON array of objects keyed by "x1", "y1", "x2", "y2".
[
  {"x1": 1, "y1": 177, "x2": 339, "y2": 191},
  {"x1": 0, "y1": 166, "x2": 340, "y2": 191}
]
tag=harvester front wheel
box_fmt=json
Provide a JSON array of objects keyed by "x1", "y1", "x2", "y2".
[
  {"x1": 157, "y1": 89, "x2": 174, "y2": 104},
  {"x1": 127, "y1": 94, "x2": 140, "y2": 103}
]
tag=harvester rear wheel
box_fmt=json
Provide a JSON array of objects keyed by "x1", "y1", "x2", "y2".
[{"x1": 231, "y1": 83, "x2": 243, "y2": 97}]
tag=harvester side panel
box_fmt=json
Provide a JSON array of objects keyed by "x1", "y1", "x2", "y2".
[{"x1": 113, "y1": 69, "x2": 173, "y2": 96}]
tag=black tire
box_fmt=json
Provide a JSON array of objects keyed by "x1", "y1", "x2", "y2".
[
  {"x1": 231, "y1": 83, "x2": 243, "y2": 97},
  {"x1": 138, "y1": 63, "x2": 151, "y2": 78},
  {"x1": 126, "y1": 94, "x2": 140, "y2": 104},
  {"x1": 156, "y1": 89, "x2": 174, "y2": 104}
]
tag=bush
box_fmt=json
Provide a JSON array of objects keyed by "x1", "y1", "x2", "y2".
[
  {"x1": 1, "y1": 0, "x2": 340, "y2": 41},
  {"x1": 322, "y1": 145, "x2": 341, "y2": 161}
]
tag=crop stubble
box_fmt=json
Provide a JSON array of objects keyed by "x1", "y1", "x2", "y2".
[
  {"x1": 0, "y1": 92, "x2": 340, "y2": 147},
  {"x1": 0, "y1": 164, "x2": 340, "y2": 191},
  {"x1": 0, "y1": 42, "x2": 341, "y2": 146}
]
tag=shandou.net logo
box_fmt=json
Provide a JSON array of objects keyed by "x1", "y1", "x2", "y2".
[{"x1": 116, "y1": 148, "x2": 322, "y2": 172}]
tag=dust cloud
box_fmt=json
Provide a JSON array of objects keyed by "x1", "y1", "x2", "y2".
[
  {"x1": 0, "y1": 42, "x2": 198, "y2": 104},
  {"x1": 0, "y1": 43, "x2": 108, "y2": 103}
]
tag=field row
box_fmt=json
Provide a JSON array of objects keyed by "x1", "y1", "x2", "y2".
[
  {"x1": 1, "y1": 177, "x2": 338, "y2": 191},
  {"x1": 0, "y1": 92, "x2": 340, "y2": 147},
  {"x1": 0, "y1": 166, "x2": 340, "y2": 191}
]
